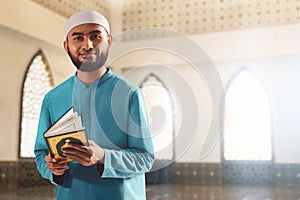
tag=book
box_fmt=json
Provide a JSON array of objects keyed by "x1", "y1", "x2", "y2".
[{"x1": 44, "y1": 107, "x2": 88, "y2": 163}]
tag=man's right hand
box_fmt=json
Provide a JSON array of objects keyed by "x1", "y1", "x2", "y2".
[{"x1": 45, "y1": 153, "x2": 69, "y2": 176}]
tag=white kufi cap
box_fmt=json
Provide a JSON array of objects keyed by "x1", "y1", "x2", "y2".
[{"x1": 64, "y1": 10, "x2": 110, "y2": 38}]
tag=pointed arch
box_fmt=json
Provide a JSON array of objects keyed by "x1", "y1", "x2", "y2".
[
  {"x1": 222, "y1": 67, "x2": 273, "y2": 161},
  {"x1": 19, "y1": 50, "x2": 54, "y2": 158},
  {"x1": 139, "y1": 73, "x2": 176, "y2": 160}
]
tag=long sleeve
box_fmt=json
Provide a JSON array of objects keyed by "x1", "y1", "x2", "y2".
[
  {"x1": 34, "y1": 96, "x2": 56, "y2": 184},
  {"x1": 34, "y1": 95, "x2": 74, "y2": 187},
  {"x1": 101, "y1": 89, "x2": 155, "y2": 178}
]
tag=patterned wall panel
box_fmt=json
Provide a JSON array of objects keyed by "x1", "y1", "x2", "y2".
[
  {"x1": 146, "y1": 162, "x2": 300, "y2": 186},
  {"x1": 0, "y1": 161, "x2": 51, "y2": 193},
  {"x1": 170, "y1": 163, "x2": 222, "y2": 185},
  {"x1": 30, "y1": 0, "x2": 110, "y2": 19},
  {"x1": 122, "y1": 0, "x2": 300, "y2": 35},
  {"x1": 222, "y1": 163, "x2": 275, "y2": 185},
  {"x1": 2, "y1": 161, "x2": 300, "y2": 199},
  {"x1": 30, "y1": 0, "x2": 300, "y2": 37},
  {"x1": 0, "y1": 162, "x2": 18, "y2": 192},
  {"x1": 275, "y1": 164, "x2": 300, "y2": 187}
]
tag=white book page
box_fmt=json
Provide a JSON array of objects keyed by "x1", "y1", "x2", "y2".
[
  {"x1": 75, "y1": 116, "x2": 82, "y2": 128},
  {"x1": 45, "y1": 115, "x2": 84, "y2": 137},
  {"x1": 58, "y1": 107, "x2": 74, "y2": 122},
  {"x1": 44, "y1": 107, "x2": 85, "y2": 136},
  {"x1": 45, "y1": 108, "x2": 74, "y2": 132},
  {"x1": 45, "y1": 113, "x2": 76, "y2": 133},
  {"x1": 45, "y1": 126, "x2": 85, "y2": 137}
]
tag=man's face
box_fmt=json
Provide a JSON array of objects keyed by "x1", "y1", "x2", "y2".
[{"x1": 64, "y1": 23, "x2": 111, "y2": 72}]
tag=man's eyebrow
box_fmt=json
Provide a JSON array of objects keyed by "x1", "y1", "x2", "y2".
[
  {"x1": 88, "y1": 30, "x2": 102, "y2": 35},
  {"x1": 70, "y1": 30, "x2": 102, "y2": 37},
  {"x1": 71, "y1": 32, "x2": 84, "y2": 37}
]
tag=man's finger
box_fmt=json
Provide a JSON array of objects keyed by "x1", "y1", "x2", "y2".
[
  {"x1": 62, "y1": 147, "x2": 92, "y2": 157},
  {"x1": 63, "y1": 151, "x2": 91, "y2": 163}
]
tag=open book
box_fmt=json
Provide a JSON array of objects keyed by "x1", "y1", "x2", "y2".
[{"x1": 44, "y1": 107, "x2": 88, "y2": 163}]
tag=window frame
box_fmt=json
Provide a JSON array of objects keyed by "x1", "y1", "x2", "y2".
[
  {"x1": 139, "y1": 72, "x2": 176, "y2": 161},
  {"x1": 19, "y1": 50, "x2": 54, "y2": 159},
  {"x1": 221, "y1": 67, "x2": 274, "y2": 164}
]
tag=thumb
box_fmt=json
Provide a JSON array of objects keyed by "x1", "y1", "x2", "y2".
[{"x1": 88, "y1": 140, "x2": 96, "y2": 146}]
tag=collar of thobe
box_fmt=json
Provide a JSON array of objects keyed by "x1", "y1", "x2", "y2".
[{"x1": 73, "y1": 68, "x2": 113, "y2": 89}]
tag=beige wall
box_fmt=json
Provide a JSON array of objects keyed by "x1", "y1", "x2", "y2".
[{"x1": 0, "y1": 0, "x2": 73, "y2": 161}]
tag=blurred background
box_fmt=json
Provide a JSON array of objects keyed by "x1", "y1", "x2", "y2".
[{"x1": 1, "y1": 0, "x2": 300, "y2": 199}]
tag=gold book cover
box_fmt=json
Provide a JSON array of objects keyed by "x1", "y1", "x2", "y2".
[{"x1": 45, "y1": 129, "x2": 88, "y2": 163}]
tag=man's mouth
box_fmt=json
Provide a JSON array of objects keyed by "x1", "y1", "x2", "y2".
[{"x1": 79, "y1": 51, "x2": 97, "y2": 59}]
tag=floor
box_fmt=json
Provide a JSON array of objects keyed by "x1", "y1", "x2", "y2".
[{"x1": 0, "y1": 184, "x2": 300, "y2": 200}]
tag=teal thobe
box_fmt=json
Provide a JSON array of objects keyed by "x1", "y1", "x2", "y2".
[{"x1": 34, "y1": 69, "x2": 154, "y2": 200}]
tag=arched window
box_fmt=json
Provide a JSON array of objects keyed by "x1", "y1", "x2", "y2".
[
  {"x1": 140, "y1": 73, "x2": 176, "y2": 160},
  {"x1": 223, "y1": 67, "x2": 272, "y2": 161},
  {"x1": 20, "y1": 50, "x2": 54, "y2": 158}
]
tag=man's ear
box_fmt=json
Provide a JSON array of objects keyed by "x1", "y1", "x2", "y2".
[
  {"x1": 63, "y1": 41, "x2": 69, "y2": 53},
  {"x1": 108, "y1": 35, "x2": 112, "y2": 48}
]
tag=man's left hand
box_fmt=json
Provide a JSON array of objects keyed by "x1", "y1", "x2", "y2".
[{"x1": 62, "y1": 140, "x2": 105, "y2": 166}]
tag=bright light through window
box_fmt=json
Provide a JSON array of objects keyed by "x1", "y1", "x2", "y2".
[
  {"x1": 141, "y1": 73, "x2": 176, "y2": 160},
  {"x1": 20, "y1": 51, "x2": 54, "y2": 158},
  {"x1": 223, "y1": 68, "x2": 272, "y2": 161}
]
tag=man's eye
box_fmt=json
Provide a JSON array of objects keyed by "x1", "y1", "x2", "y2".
[
  {"x1": 91, "y1": 34, "x2": 102, "y2": 39},
  {"x1": 74, "y1": 36, "x2": 83, "y2": 41}
]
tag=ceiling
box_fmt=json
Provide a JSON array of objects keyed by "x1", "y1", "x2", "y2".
[
  {"x1": 30, "y1": 0, "x2": 110, "y2": 19},
  {"x1": 31, "y1": 0, "x2": 300, "y2": 36}
]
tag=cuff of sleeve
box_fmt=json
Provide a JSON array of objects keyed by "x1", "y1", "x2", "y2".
[
  {"x1": 53, "y1": 174, "x2": 64, "y2": 185},
  {"x1": 97, "y1": 163, "x2": 104, "y2": 176},
  {"x1": 51, "y1": 171, "x2": 72, "y2": 188},
  {"x1": 101, "y1": 149, "x2": 115, "y2": 178}
]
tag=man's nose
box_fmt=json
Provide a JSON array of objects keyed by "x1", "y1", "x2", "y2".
[{"x1": 82, "y1": 38, "x2": 94, "y2": 50}]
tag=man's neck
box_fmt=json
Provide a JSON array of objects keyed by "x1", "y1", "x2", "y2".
[{"x1": 77, "y1": 67, "x2": 107, "y2": 84}]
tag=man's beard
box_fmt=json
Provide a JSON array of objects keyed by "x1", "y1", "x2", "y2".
[{"x1": 67, "y1": 43, "x2": 110, "y2": 72}]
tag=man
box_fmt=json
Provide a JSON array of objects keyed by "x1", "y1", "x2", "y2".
[{"x1": 34, "y1": 10, "x2": 154, "y2": 200}]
